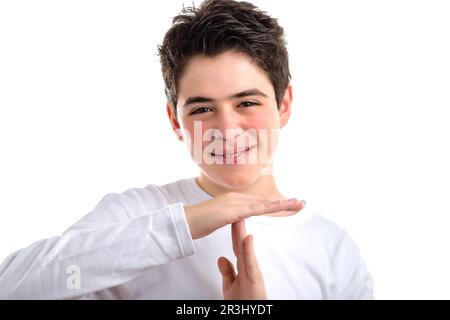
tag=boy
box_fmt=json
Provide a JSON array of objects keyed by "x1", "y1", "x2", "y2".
[{"x1": 0, "y1": 0, "x2": 373, "y2": 299}]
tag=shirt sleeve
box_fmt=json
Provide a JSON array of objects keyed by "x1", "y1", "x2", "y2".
[
  {"x1": 328, "y1": 232, "x2": 374, "y2": 300},
  {"x1": 0, "y1": 198, "x2": 195, "y2": 299}
]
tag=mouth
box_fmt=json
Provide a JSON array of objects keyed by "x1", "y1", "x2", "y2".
[{"x1": 211, "y1": 145, "x2": 256, "y2": 158}]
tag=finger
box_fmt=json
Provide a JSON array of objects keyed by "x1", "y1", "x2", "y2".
[
  {"x1": 243, "y1": 234, "x2": 263, "y2": 283},
  {"x1": 224, "y1": 190, "x2": 303, "y2": 207},
  {"x1": 238, "y1": 219, "x2": 246, "y2": 256},
  {"x1": 245, "y1": 198, "x2": 305, "y2": 217},
  {"x1": 231, "y1": 191, "x2": 306, "y2": 204},
  {"x1": 231, "y1": 219, "x2": 246, "y2": 258},
  {"x1": 232, "y1": 220, "x2": 249, "y2": 279},
  {"x1": 236, "y1": 193, "x2": 268, "y2": 201},
  {"x1": 217, "y1": 256, "x2": 236, "y2": 290},
  {"x1": 232, "y1": 221, "x2": 238, "y2": 257},
  {"x1": 235, "y1": 193, "x2": 290, "y2": 203},
  {"x1": 225, "y1": 191, "x2": 305, "y2": 207}
]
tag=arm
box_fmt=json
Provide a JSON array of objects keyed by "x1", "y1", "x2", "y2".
[
  {"x1": 0, "y1": 191, "x2": 302, "y2": 299},
  {"x1": 329, "y1": 233, "x2": 374, "y2": 300},
  {"x1": 0, "y1": 199, "x2": 193, "y2": 299}
]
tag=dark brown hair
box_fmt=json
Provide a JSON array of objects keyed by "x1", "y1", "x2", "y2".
[{"x1": 158, "y1": 0, "x2": 290, "y2": 115}]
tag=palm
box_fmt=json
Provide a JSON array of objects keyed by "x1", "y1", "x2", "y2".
[
  {"x1": 218, "y1": 220, "x2": 267, "y2": 300},
  {"x1": 223, "y1": 274, "x2": 242, "y2": 300}
]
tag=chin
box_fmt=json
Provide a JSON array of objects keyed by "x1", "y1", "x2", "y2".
[{"x1": 205, "y1": 165, "x2": 262, "y2": 191}]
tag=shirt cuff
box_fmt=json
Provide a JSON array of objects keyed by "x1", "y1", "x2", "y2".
[{"x1": 168, "y1": 202, "x2": 196, "y2": 257}]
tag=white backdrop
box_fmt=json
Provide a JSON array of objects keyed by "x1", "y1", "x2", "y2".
[{"x1": 0, "y1": 0, "x2": 449, "y2": 299}]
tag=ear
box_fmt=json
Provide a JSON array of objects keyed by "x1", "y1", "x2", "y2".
[
  {"x1": 279, "y1": 84, "x2": 293, "y2": 129},
  {"x1": 166, "y1": 103, "x2": 183, "y2": 141}
]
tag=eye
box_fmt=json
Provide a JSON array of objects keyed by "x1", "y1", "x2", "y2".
[
  {"x1": 238, "y1": 101, "x2": 259, "y2": 108},
  {"x1": 189, "y1": 107, "x2": 213, "y2": 115}
]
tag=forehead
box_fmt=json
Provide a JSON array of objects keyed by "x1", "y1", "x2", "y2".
[{"x1": 177, "y1": 50, "x2": 275, "y2": 100}]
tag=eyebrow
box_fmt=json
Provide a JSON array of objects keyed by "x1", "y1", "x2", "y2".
[{"x1": 182, "y1": 88, "x2": 268, "y2": 108}]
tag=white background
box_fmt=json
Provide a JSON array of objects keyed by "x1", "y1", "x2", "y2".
[{"x1": 0, "y1": 0, "x2": 449, "y2": 299}]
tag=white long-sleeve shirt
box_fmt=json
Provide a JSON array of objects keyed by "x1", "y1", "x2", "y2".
[{"x1": 0, "y1": 176, "x2": 374, "y2": 299}]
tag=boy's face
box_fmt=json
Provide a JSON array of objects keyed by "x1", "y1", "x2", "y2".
[{"x1": 167, "y1": 50, "x2": 292, "y2": 190}]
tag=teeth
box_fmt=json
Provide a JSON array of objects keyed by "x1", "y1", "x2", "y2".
[
  {"x1": 225, "y1": 151, "x2": 244, "y2": 158},
  {"x1": 212, "y1": 147, "x2": 250, "y2": 157}
]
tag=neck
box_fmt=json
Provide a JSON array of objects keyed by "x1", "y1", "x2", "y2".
[
  {"x1": 196, "y1": 173, "x2": 286, "y2": 198},
  {"x1": 196, "y1": 173, "x2": 298, "y2": 217},
  {"x1": 195, "y1": 168, "x2": 301, "y2": 217}
]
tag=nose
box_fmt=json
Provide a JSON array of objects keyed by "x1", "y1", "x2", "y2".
[
  {"x1": 202, "y1": 105, "x2": 257, "y2": 153},
  {"x1": 213, "y1": 106, "x2": 245, "y2": 138}
]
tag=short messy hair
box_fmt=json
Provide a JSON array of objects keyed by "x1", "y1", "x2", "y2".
[{"x1": 158, "y1": 0, "x2": 291, "y2": 115}]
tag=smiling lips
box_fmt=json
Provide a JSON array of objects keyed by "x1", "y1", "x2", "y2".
[{"x1": 211, "y1": 145, "x2": 255, "y2": 158}]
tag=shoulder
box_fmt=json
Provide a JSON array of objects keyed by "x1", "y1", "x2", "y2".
[
  {"x1": 298, "y1": 208, "x2": 367, "y2": 269},
  {"x1": 95, "y1": 178, "x2": 188, "y2": 218},
  {"x1": 303, "y1": 210, "x2": 349, "y2": 246},
  {"x1": 305, "y1": 211, "x2": 373, "y2": 299},
  {"x1": 307, "y1": 212, "x2": 362, "y2": 259},
  {"x1": 65, "y1": 179, "x2": 188, "y2": 232}
]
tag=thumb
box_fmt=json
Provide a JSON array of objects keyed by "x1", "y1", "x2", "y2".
[{"x1": 217, "y1": 256, "x2": 236, "y2": 289}]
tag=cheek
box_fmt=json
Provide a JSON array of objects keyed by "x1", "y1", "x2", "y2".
[
  {"x1": 251, "y1": 109, "x2": 280, "y2": 129},
  {"x1": 250, "y1": 113, "x2": 280, "y2": 145},
  {"x1": 177, "y1": 122, "x2": 197, "y2": 155},
  {"x1": 180, "y1": 113, "x2": 280, "y2": 159}
]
